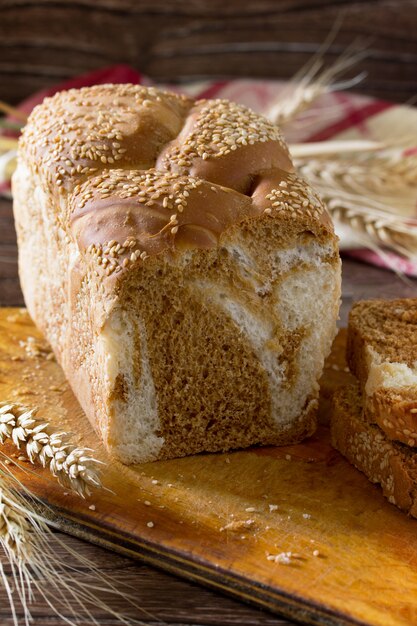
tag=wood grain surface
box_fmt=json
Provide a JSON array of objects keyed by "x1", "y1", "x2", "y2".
[
  {"x1": 2, "y1": 310, "x2": 417, "y2": 626},
  {"x1": 1, "y1": 0, "x2": 417, "y2": 104}
]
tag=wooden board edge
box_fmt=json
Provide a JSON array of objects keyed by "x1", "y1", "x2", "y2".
[{"x1": 37, "y1": 500, "x2": 369, "y2": 626}]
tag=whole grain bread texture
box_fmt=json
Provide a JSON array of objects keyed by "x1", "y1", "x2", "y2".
[
  {"x1": 13, "y1": 84, "x2": 341, "y2": 463},
  {"x1": 347, "y1": 299, "x2": 417, "y2": 446},
  {"x1": 331, "y1": 382, "x2": 417, "y2": 518}
]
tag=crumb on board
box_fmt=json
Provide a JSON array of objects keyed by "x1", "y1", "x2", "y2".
[
  {"x1": 7, "y1": 314, "x2": 21, "y2": 323},
  {"x1": 147, "y1": 521, "x2": 154, "y2": 528},
  {"x1": 267, "y1": 552, "x2": 304, "y2": 565},
  {"x1": 88, "y1": 504, "x2": 96, "y2": 511},
  {"x1": 144, "y1": 500, "x2": 151, "y2": 506},
  {"x1": 285, "y1": 454, "x2": 292, "y2": 461},
  {"x1": 267, "y1": 552, "x2": 292, "y2": 565},
  {"x1": 302, "y1": 513, "x2": 311, "y2": 519},
  {"x1": 245, "y1": 507, "x2": 256, "y2": 512},
  {"x1": 220, "y1": 519, "x2": 255, "y2": 532},
  {"x1": 269, "y1": 504, "x2": 278, "y2": 512},
  {"x1": 151, "y1": 479, "x2": 159, "y2": 485},
  {"x1": 313, "y1": 550, "x2": 320, "y2": 557},
  {"x1": 19, "y1": 336, "x2": 53, "y2": 359}
]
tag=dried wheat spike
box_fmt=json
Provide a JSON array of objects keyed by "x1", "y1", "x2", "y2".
[
  {"x1": 0, "y1": 479, "x2": 32, "y2": 565},
  {"x1": 297, "y1": 153, "x2": 417, "y2": 260},
  {"x1": 267, "y1": 47, "x2": 366, "y2": 126},
  {"x1": 0, "y1": 402, "x2": 102, "y2": 497}
]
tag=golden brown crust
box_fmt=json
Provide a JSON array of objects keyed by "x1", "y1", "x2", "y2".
[
  {"x1": 331, "y1": 383, "x2": 417, "y2": 518},
  {"x1": 156, "y1": 98, "x2": 293, "y2": 193},
  {"x1": 251, "y1": 169, "x2": 333, "y2": 232},
  {"x1": 70, "y1": 169, "x2": 256, "y2": 278},
  {"x1": 20, "y1": 83, "x2": 335, "y2": 283},
  {"x1": 20, "y1": 84, "x2": 192, "y2": 198},
  {"x1": 367, "y1": 388, "x2": 417, "y2": 447}
]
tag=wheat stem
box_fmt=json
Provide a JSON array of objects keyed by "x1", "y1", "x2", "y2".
[
  {"x1": 290, "y1": 140, "x2": 386, "y2": 159},
  {"x1": 267, "y1": 46, "x2": 366, "y2": 127},
  {"x1": 0, "y1": 101, "x2": 27, "y2": 123},
  {"x1": 0, "y1": 466, "x2": 156, "y2": 625}
]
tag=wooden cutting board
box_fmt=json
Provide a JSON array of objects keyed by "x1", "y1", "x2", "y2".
[{"x1": 1, "y1": 308, "x2": 417, "y2": 626}]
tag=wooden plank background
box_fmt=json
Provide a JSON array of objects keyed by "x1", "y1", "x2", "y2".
[
  {"x1": 1, "y1": 1, "x2": 417, "y2": 624},
  {"x1": 1, "y1": 0, "x2": 417, "y2": 104}
]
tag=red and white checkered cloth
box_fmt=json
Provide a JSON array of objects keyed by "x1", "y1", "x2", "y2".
[{"x1": 2, "y1": 64, "x2": 417, "y2": 274}]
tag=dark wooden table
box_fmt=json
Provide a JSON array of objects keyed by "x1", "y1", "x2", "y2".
[{"x1": 1, "y1": 0, "x2": 417, "y2": 623}]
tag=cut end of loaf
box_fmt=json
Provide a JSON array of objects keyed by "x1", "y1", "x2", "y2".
[
  {"x1": 100, "y1": 218, "x2": 340, "y2": 463},
  {"x1": 347, "y1": 298, "x2": 417, "y2": 447}
]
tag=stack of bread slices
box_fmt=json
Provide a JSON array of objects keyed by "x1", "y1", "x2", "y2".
[{"x1": 331, "y1": 299, "x2": 417, "y2": 518}]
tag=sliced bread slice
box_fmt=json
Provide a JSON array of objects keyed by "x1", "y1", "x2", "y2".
[
  {"x1": 347, "y1": 299, "x2": 417, "y2": 446},
  {"x1": 331, "y1": 382, "x2": 417, "y2": 518}
]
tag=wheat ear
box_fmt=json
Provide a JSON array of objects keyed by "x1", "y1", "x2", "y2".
[
  {"x1": 297, "y1": 153, "x2": 417, "y2": 259},
  {"x1": 1, "y1": 467, "x2": 159, "y2": 626},
  {"x1": 0, "y1": 402, "x2": 102, "y2": 497},
  {"x1": 267, "y1": 45, "x2": 366, "y2": 127}
]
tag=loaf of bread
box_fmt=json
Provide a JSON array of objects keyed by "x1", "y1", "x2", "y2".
[
  {"x1": 347, "y1": 299, "x2": 417, "y2": 446},
  {"x1": 12, "y1": 84, "x2": 341, "y2": 463},
  {"x1": 332, "y1": 382, "x2": 417, "y2": 518}
]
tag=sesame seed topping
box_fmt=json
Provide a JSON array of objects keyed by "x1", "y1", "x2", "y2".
[
  {"x1": 161, "y1": 98, "x2": 287, "y2": 171},
  {"x1": 263, "y1": 174, "x2": 325, "y2": 221},
  {"x1": 20, "y1": 84, "x2": 328, "y2": 292}
]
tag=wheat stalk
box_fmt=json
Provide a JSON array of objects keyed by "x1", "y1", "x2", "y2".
[
  {"x1": 267, "y1": 45, "x2": 367, "y2": 127},
  {"x1": 0, "y1": 479, "x2": 33, "y2": 564},
  {"x1": 297, "y1": 152, "x2": 417, "y2": 259},
  {"x1": 0, "y1": 402, "x2": 102, "y2": 498},
  {"x1": 0, "y1": 100, "x2": 27, "y2": 123},
  {"x1": 0, "y1": 473, "x2": 36, "y2": 626},
  {"x1": 0, "y1": 467, "x2": 157, "y2": 626},
  {"x1": 289, "y1": 139, "x2": 386, "y2": 159}
]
